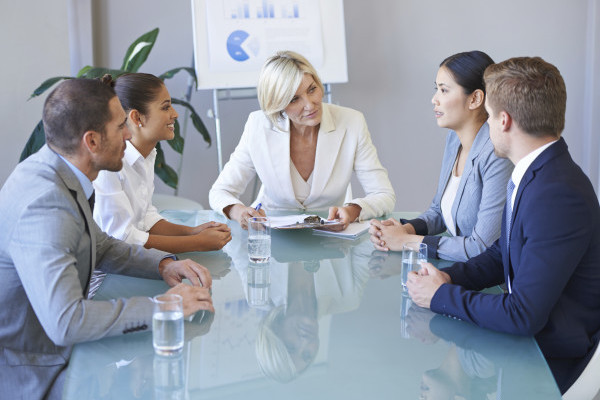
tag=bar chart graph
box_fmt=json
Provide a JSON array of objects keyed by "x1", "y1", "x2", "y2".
[{"x1": 226, "y1": 0, "x2": 301, "y2": 19}]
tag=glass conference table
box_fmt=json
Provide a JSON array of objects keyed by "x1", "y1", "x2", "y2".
[{"x1": 63, "y1": 211, "x2": 562, "y2": 400}]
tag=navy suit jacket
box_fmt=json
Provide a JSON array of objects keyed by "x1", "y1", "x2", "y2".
[{"x1": 430, "y1": 138, "x2": 600, "y2": 393}]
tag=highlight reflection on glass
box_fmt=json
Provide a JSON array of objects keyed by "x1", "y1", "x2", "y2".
[
  {"x1": 247, "y1": 262, "x2": 271, "y2": 307},
  {"x1": 153, "y1": 353, "x2": 186, "y2": 400},
  {"x1": 255, "y1": 262, "x2": 320, "y2": 382}
]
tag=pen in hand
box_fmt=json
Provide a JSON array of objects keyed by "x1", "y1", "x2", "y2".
[{"x1": 255, "y1": 203, "x2": 262, "y2": 211}]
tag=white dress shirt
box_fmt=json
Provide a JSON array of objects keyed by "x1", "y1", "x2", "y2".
[
  {"x1": 93, "y1": 141, "x2": 164, "y2": 245},
  {"x1": 509, "y1": 140, "x2": 558, "y2": 209},
  {"x1": 441, "y1": 173, "x2": 461, "y2": 236},
  {"x1": 290, "y1": 161, "x2": 313, "y2": 205}
]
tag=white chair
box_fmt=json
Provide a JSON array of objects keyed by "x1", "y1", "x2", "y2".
[
  {"x1": 563, "y1": 343, "x2": 600, "y2": 400},
  {"x1": 152, "y1": 193, "x2": 204, "y2": 212}
]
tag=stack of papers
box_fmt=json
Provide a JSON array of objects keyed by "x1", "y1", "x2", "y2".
[
  {"x1": 313, "y1": 221, "x2": 371, "y2": 240},
  {"x1": 269, "y1": 214, "x2": 316, "y2": 228}
]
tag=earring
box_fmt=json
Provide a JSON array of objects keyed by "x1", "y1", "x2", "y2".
[{"x1": 138, "y1": 123, "x2": 142, "y2": 128}]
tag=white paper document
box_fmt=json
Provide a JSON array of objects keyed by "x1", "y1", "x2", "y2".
[
  {"x1": 313, "y1": 221, "x2": 371, "y2": 240},
  {"x1": 269, "y1": 214, "x2": 315, "y2": 228}
]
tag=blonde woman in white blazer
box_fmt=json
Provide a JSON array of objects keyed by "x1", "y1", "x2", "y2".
[{"x1": 209, "y1": 51, "x2": 395, "y2": 229}]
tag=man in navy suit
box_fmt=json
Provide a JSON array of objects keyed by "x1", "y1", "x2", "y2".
[{"x1": 407, "y1": 56, "x2": 600, "y2": 393}]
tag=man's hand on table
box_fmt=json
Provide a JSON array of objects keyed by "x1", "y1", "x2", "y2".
[
  {"x1": 407, "y1": 262, "x2": 451, "y2": 308},
  {"x1": 165, "y1": 283, "x2": 214, "y2": 316},
  {"x1": 158, "y1": 258, "x2": 212, "y2": 288},
  {"x1": 158, "y1": 258, "x2": 214, "y2": 316}
]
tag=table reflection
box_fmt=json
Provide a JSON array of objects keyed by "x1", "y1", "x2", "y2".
[
  {"x1": 63, "y1": 211, "x2": 561, "y2": 399},
  {"x1": 64, "y1": 311, "x2": 213, "y2": 399},
  {"x1": 189, "y1": 222, "x2": 373, "y2": 388},
  {"x1": 400, "y1": 304, "x2": 560, "y2": 400}
]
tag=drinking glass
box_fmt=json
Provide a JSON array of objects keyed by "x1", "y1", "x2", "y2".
[
  {"x1": 154, "y1": 353, "x2": 186, "y2": 400},
  {"x1": 248, "y1": 217, "x2": 271, "y2": 263},
  {"x1": 152, "y1": 294, "x2": 184, "y2": 356},
  {"x1": 401, "y1": 242, "x2": 427, "y2": 296},
  {"x1": 247, "y1": 262, "x2": 271, "y2": 307},
  {"x1": 399, "y1": 294, "x2": 412, "y2": 339}
]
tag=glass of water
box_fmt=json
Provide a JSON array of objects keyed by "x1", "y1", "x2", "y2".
[
  {"x1": 248, "y1": 217, "x2": 271, "y2": 263},
  {"x1": 247, "y1": 262, "x2": 270, "y2": 307},
  {"x1": 401, "y1": 242, "x2": 427, "y2": 296},
  {"x1": 152, "y1": 294, "x2": 184, "y2": 356},
  {"x1": 154, "y1": 353, "x2": 186, "y2": 400}
]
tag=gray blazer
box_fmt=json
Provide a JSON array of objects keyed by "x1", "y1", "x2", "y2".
[
  {"x1": 407, "y1": 123, "x2": 513, "y2": 261},
  {"x1": 0, "y1": 145, "x2": 168, "y2": 399}
]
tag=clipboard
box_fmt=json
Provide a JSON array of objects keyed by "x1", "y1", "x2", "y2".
[{"x1": 270, "y1": 214, "x2": 344, "y2": 231}]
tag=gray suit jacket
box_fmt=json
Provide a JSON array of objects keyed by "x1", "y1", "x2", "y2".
[
  {"x1": 406, "y1": 123, "x2": 513, "y2": 262},
  {"x1": 0, "y1": 145, "x2": 168, "y2": 399}
]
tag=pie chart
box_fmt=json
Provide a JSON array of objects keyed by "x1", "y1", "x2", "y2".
[{"x1": 226, "y1": 30, "x2": 250, "y2": 62}]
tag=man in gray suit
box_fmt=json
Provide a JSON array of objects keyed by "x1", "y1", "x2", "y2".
[{"x1": 0, "y1": 77, "x2": 214, "y2": 399}]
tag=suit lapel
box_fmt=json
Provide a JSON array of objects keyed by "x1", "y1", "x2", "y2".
[
  {"x1": 503, "y1": 138, "x2": 568, "y2": 290},
  {"x1": 510, "y1": 138, "x2": 567, "y2": 239},
  {"x1": 305, "y1": 105, "x2": 344, "y2": 204},
  {"x1": 263, "y1": 118, "x2": 298, "y2": 205},
  {"x1": 40, "y1": 145, "x2": 96, "y2": 295},
  {"x1": 451, "y1": 124, "x2": 489, "y2": 233}
]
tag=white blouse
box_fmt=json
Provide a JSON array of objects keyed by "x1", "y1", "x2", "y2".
[
  {"x1": 440, "y1": 173, "x2": 461, "y2": 236},
  {"x1": 93, "y1": 141, "x2": 164, "y2": 245},
  {"x1": 290, "y1": 161, "x2": 313, "y2": 205}
]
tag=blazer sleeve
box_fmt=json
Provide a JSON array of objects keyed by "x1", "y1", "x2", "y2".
[
  {"x1": 430, "y1": 153, "x2": 513, "y2": 262},
  {"x1": 209, "y1": 114, "x2": 258, "y2": 215},
  {"x1": 348, "y1": 115, "x2": 396, "y2": 219},
  {"x1": 9, "y1": 190, "x2": 164, "y2": 347},
  {"x1": 431, "y1": 182, "x2": 593, "y2": 336}
]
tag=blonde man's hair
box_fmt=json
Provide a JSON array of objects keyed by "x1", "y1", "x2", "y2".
[
  {"x1": 257, "y1": 50, "x2": 324, "y2": 130},
  {"x1": 484, "y1": 57, "x2": 566, "y2": 138}
]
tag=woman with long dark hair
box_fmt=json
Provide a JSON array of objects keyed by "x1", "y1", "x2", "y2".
[{"x1": 370, "y1": 51, "x2": 513, "y2": 262}]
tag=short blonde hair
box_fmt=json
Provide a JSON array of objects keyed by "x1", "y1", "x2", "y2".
[
  {"x1": 257, "y1": 51, "x2": 324, "y2": 129},
  {"x1": 484, "y1": 57, "x2": 566, "y2": 138},
  {"x1": 255, "y1": 305, "x2": 298, "y2": 382}
]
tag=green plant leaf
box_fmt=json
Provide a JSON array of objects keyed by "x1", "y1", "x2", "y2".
[
  {"x1": 20, "y1": 120, "x2": 46, "y2": 161},
  {"x1": 79, "y1": 67, "x2": 128, "y2": 79},
  {"x1": 171, "y1": 98, "x2": 211, "y2": 145},
  {"x1": 167, "y1": 120, "x2": 185, "y2": 154},
  {"x1": 159, "y1": 67, "x2": 197, "y2": 89},
  {"x1": 154, "y1": 142, "x2": 178, "y2": 189},
  {"x1": 76, "y1": 65, "x2": 93, "y2": 77},
  {"x1": 121, "y1": 27, "x2": 159, "y2": 72},
  {"x1": 30, "y1": 77, "x2": 72, "y2": 99}
]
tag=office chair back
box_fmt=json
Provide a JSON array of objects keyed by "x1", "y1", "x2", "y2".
[{"x1": 563, "y1": 342, "x2": 600, "y2": 400}]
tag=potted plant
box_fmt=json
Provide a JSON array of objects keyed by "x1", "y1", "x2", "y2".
[{"x1": 20, "y1": 27, "x2": 210, "y2": 190}]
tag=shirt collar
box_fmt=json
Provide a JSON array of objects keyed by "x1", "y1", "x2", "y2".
[
  {"x1": 123, "y1": 140, "x2": 157, "y2": 166},
  {"x1": 124, "y1": 140, "x2": 144, "y2": 166},
  {"x1": 511, "y1": 139, "x2": 558, "y2": 189},
  {"x1": 58, "y1": 154, "x2": 94, "y2": 199}
]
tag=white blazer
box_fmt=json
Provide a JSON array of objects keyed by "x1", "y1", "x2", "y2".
[{"x1": 209, "y1": 103, "x2": 395, "y2": 220}]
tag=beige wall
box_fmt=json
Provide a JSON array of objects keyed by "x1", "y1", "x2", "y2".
[
  {"x1": 0, "y1": 0, "x2": 70, "y2": 185},
  {"x1": 2, "y1": 0, "x2": 599, "y2": 211}
]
